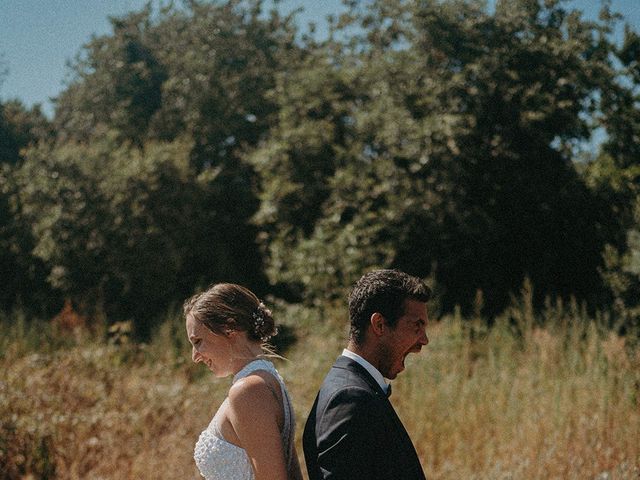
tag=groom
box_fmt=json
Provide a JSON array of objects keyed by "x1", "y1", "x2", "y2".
[{"x1": 303, "y1": 269, "x2": 430, "y2": 479}]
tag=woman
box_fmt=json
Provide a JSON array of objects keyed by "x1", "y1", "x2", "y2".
[{"x1": 184, "y1": 283, "x2": 303, "y2": 480}]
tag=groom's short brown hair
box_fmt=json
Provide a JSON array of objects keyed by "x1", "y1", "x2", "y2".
[{"x1": 348, "y1": 269, "x2": 430, "y2": 345}]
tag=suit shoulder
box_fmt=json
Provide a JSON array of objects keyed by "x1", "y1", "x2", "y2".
[
  {"x1": 325, "y1": 383, "x2": 376, "y2": 401},
  {"x1": 318, "y1": 383, "x2": 383, "y2": 421}
]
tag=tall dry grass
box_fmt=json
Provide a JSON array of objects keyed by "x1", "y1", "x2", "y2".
[
  {"x1": 1, "y1": 295, "x2": 639, "y2": 479},
  {"x1": 395, "y1": 307, "x2": 640, "y2": 479}
]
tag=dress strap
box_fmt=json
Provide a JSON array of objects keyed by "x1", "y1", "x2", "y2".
[{"x1": 233, "y1": 358, "x2": 277, "y2": 383}]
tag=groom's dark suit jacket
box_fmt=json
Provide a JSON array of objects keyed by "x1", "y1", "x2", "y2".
[{"x1": 303, "y1": 355, "x2": 426, "y2": 480}]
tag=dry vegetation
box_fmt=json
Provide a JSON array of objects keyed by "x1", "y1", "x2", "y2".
[{"x1": 1, "y1": 296, "x2": 639, "y2": 480}]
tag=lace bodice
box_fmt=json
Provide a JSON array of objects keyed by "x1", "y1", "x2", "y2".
[{"x1": 194, "y1": 359, "x2": 294, "y2": 480}]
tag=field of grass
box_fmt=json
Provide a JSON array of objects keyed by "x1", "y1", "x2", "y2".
[{"x1": 1, "y1": 295, "x2": 639, "y2": 479}]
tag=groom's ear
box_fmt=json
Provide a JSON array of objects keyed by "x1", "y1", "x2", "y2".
[{"x1": 370, "y1": 312, "x2": 386, "y2": 337}]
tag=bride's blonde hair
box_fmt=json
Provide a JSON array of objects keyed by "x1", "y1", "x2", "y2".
[{"x1": 184, "y1": 283, "x2": 276, "y2": 343}]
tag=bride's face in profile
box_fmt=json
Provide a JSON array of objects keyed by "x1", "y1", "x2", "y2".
[{"x1": 186, "y1": 314, "x2": 235, "y2": 377}]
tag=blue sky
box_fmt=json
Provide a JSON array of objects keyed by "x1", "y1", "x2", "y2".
[{"x1": 1, "y1": 0, "x2": 639, "y2": 118}]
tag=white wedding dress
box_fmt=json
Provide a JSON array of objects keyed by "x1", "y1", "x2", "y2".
[{"x1": 193, "y1": 359, "x2": 294, "y2": 480}]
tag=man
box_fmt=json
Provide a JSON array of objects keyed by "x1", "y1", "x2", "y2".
[{"x1": 303, "y1": 269, "x2": 430, "y2": 480}]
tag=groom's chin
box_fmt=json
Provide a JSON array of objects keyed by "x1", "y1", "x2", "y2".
[{"x1": 387, "y1": 366, "x2": 402, "y2": 380}]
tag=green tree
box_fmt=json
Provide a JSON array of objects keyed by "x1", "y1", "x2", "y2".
[
  {"x1": 46, "y1": 1, "x2": 299, "y2": 320},
  {"x1": 0, "y1": 163, "x2": 54, "y2": 312},
  {"x1": 248, "y1": 46, "x2": 361, "y2": 296},
  {"x1": 0, "y1": 99, "x2": 54, "y2": 311},
  {"x1": 584, "y1": 25, "x2": 640, "y2": 329},
  {"x1": 254, "y1": 0, "x2": 622, "y2": 311},
  {"x1": 44, "y1": 0, "x2": 309, "y2": 307},
  {"x1": 53, "y1": 1, "x2": 298, "y2": 158},
  {"x1": 13, "y1": 135, "x2": 264, "y2": 335},
  {"x1": 54, "y1": 6, "x2": 165, "y2": 146},
  {"x1": 0, "y1": 100, "x2": 52, "y2": 165},
  {"x1": 600, "y1": 200, "x2": 640, "y2": 335}
]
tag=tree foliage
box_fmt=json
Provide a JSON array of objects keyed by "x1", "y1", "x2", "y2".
[
  {"x1": 0, "y1": 100, "x2": 54, "y2": 311},
  {"x1": 0, "y1": 100, "x2": 52, "y2": 165},
  {"x1": 11, "y1": 135, "x2": 264, "y2": 335},
  {"x1": 1, "y1": 0, "x2": 639, "y2": 331},
  {"x1": 253, "y1": 0, "x2": 621, "y2": 311},
  {"x1": 583, "y1": 24, "x2": 640, "y2": 329}
]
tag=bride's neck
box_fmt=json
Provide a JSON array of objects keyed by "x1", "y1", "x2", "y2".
[{"x1": 229, "y1": 341, "x2": 265, "y2": 374}]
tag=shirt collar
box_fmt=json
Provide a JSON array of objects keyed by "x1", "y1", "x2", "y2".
[{"x1": 342, "y1": 348, "x2": 390, "y2": 394}]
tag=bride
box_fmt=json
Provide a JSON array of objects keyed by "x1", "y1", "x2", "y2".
[{"x1": 184, "y1": 283, "x2": 303, "y2": 480}]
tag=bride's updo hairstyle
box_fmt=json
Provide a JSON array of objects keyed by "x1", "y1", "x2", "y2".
[{"x1": 183, "y1": 283, "x2": 276, "y2": 342}]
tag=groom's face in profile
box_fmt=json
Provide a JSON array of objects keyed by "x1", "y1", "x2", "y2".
[{"x1": 378, "y1": 298, "x2": 429, "y2": 380}]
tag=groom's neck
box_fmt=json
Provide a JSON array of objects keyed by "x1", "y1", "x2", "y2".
[{"x1": 345, "y1": 340, "x2": 381, "y2": 372}]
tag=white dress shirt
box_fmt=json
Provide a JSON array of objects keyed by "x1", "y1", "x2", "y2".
[{"x1": 342, "y1": 348, "x2": 391, "y2": 394}]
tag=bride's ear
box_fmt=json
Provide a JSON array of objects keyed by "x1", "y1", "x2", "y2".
[{"x1": 224, "y1": 326, "x2": 238, "y2": 338}]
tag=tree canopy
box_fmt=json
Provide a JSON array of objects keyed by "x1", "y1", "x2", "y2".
[{"x1": 2, "y1": 0, "x2": 639, "y2": 333}]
